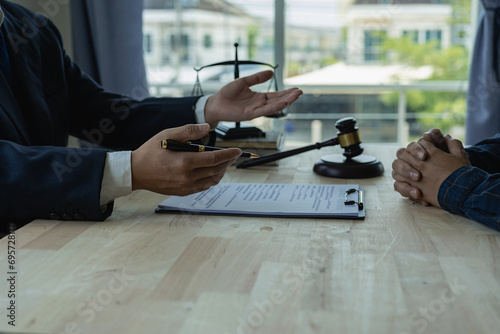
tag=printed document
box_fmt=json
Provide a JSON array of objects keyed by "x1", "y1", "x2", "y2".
[{"x1": 156, "y1": 183, "x2": 364, "y2": 218}]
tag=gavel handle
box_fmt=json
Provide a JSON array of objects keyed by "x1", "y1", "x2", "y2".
[{"x1": 236, "y1": 137, "x2": 339, "y2": 169}]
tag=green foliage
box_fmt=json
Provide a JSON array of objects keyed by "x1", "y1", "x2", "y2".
[
  {"x1": 321, "y1": 56, "x2": 338, "y2": 67},
  {"x1": 287, "y1": 56, "x2": 338, "y2": 77},
  {"x1": 449, "y1": 0, "x2": 471, "y2": 25},
  {"x1": 374, "y1": 1, "x2": 472, "y2": 136},
  {"x1": 382, "y1": 36, "x2": 469, "y2": 81},
  {"x1": 287, "y1": 62, "x2": 304, "y2": 77},
  {"x1": 379, "y1": 34, "x2": 469, "y2": 135},
  {"x1": 419, "y1": 93, "x2": 467, "y2": 130}
]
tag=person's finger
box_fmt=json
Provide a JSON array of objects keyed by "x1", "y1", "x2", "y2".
[
  {"x1": 158, "y1": 154, "x2": 237, "y2": 194},
  {"x1": 187, "y1": 158, "x2": 237, "y2": 190},
  {"x1": 393, "y1": 180, "x2": 430, "y2": 205},
  {"x1": 414, "y1": 199, "x2": 431, "y2": 206},
  {"x1": 395, "y1": 146, "x2": 425, "y2": 173},
  {"x1": 393, "y1": 180, "x2": 423, "y2": 199},
  {"x1": 406, "y1": 142, "x2": 427, "y2": 160},
  {"x1": 172, "y1": 148, "x2": 242, "y2": 169},
  {"x1": 263, "y1": 90, "x2": 303, "y2": 110},
  {"x1": 191, "y1": 156, "x2": 237, "y2": 180},
  {"x1": 392, "y1": 156, "x2": 421, "y2": 181},
  {"x1": 241, "y1": 70, "x2": 275, "y2": 87},
  {"x1": 391, "y1": 169, "x2": 409, "y2": 182},
  {"x1": 444, "y1": 135, "x2": 467, "y2": 158},
  {"x1": 163, "y1": 123, "x2": 211, "y2": 142},
  {"x1": 422, "y1": 129, "x2": 447, "y2": 151},
  {"x1": 417, "y1": 137, "x2": 439, "y2": 155},
  {"x1": 243, "y1": 99, "x2": 291, "y2": 119},
  {"x1": 265, "y1": 87, "x2": 303, "y2": 101},
  {"x1": 423, "y1": 128, "x2": 444, "y2": 140}
]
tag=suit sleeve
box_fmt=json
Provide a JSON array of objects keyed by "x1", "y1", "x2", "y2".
[
  {"x1": 34, "y1": 19, "x2": 202, "y2": 151},
  {"x1": 0, "y1": 140, "x2": 113, "y2": 222},
  {"x1": 60, "y1": 39, "x2": 201, "y2": 150}
]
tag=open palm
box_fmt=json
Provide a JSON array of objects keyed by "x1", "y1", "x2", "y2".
[{"x1": 204, "y1": 70, "x2": 303, "y2": 126}]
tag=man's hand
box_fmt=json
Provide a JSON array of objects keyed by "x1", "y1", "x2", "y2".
[
  {"x1": 421, "y1": 128, "x2": 448, "y2": 153},
  {"x1": 204, "y1": 70, "x2": 303, "y2": 127},
  {"x1": 390, "y1": 128, "x2": 448, "y2": 205},
  {"x1": 392, "y1": 134, "x2": 471, "y2": 207},
  {"x1": 131, "y1": 124, "x2": 241, "y2": 196}
]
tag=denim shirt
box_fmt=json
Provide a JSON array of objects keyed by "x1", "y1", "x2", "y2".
[{"x1": 438, "y1": 135, "x2": 500, "y2": 230}]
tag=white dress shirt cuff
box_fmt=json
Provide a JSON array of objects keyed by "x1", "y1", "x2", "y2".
[
  {"x1": 195, "y1": 95, "x2": 211, "y2": 125},
  {"x1": 100, "y1": 151, "x2": 133, "y2": 205}
]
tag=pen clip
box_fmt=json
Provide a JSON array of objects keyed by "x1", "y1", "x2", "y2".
[{"x1": 344, "y1": 188, "x2": 363, "y2": 210}]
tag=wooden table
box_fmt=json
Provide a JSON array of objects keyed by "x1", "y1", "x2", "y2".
[{"x1": 1, "y1": 146, "x2": 499, "y2": 334}]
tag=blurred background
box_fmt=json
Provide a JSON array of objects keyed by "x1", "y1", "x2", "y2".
[{"x1": 12, "y1": 0, "x2": 478, "y2": 146}]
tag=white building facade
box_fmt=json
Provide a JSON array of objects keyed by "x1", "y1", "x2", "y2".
[
  {"x1": 143, "y1": 9, "x2": 253, "y2": 69},
  {"x1": 345, "y1": 0, "x2": 458, "y2": 64},
  {"x1": 143, "y1": 1, "x2": 341, "y2": 84}
]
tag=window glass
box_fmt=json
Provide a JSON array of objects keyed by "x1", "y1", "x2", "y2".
[
  {"x1": 144, "y1": 33, "x2": 153, "y2": 54},
  {"x1": 283, "y1": 0, "x2": 472, "y2": 143},
  {"x1": 364, "y1": 30, "x2": 387, "y2": 62},
  {"x1": 402, "y1": 30, "x2": 419, "y2": 43},
  {"x1": 144, "y1": 0, "x2": 474, "y2": 144},
  {"x1": 143, "y1": 0, "x2": 274, "y2": 96},
  {"x1": 203, "y1": 35, "x2": 213, "y2": 49},
  {"x1": 425, "y1": 29, "x2": 442, "y2": 48}
]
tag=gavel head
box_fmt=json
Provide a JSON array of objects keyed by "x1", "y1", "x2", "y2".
[{"x1": 335, "y1": 117, "x2": 364, "y2": 159}]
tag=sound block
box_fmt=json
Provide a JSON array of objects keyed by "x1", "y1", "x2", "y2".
[{"x1": 313, "y1": 154, "x2": 384, "y2": 179}]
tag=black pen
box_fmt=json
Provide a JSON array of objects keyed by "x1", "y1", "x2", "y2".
[{"x1": 161, "y1": 139, "x2": 260, "y2": 159}]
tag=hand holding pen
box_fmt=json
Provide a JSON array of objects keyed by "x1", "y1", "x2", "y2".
[
  {"x1": 131, "y1": 124, "x2": 244, "y2": 197},
  {"x1": 161, "y1": 139, "x2": 259, "y2": 159}
]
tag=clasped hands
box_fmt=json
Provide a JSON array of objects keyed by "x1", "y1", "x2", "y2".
[
  {"x1": 131, "y1": 70, "x2": 303, "y2": 196},
  {"x1": 392, "y1": 129, "x2": 471, "y2": 207}
]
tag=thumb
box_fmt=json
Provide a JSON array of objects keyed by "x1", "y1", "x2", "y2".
[
  {"x1": 242, "y1": 70, "x2": 274, "y2": 87},
  {"x1": 167, "y1": 123, "x2": 211, "y2": 142}
]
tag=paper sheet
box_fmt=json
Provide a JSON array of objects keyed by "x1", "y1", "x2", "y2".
[{"x1": 157, "y1": 183, "x2": 363, "y2": 218}]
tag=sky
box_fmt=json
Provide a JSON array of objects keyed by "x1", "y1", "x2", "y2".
[{"x1": 226, "y1": 0, "x2": 343, "y2": 28}]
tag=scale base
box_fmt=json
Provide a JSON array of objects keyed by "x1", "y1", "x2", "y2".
[
  {"x1": 313, "y1": 154, "x2": 384, "y2": 179},
  {"x1": 215, "y1": 121, "x2": 266, "y2": 140}
]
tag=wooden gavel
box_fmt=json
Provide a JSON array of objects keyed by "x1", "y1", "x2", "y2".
[{"x1": 236, "y1": 117, "x2": 364, "y2": 168}]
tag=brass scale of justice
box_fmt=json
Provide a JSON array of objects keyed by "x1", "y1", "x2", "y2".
[{"x1": 192, "y1": 43, "x2": 384, "y2": 179}]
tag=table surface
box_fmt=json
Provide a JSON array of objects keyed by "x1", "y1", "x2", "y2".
[{"x1": 1, "y1": 146, "x2": 499, "y2": 334}]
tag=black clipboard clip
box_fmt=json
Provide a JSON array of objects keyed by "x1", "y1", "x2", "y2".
[{"x1": 345, "y1": 188, "x2": 364, "y2": 210}]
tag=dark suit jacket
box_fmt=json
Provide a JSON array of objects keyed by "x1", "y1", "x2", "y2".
[{"x1": 0, "y1": 0, "x2": 201, "y2": 228}]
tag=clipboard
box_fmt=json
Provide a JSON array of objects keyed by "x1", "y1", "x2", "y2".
[{"x1": 156, "y1": 183, "x2": 365, "y2": 220}]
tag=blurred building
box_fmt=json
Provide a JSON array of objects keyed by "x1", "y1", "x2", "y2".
[
  {"x1": 345, "y1": 0, "x2": 468, "y2": 64},
  {"x1": 143, "y1": 0, "x2": 252, "y2": 76},
  {"x1": 143, "y1": 0, "x2": 340, "y2": 84}
]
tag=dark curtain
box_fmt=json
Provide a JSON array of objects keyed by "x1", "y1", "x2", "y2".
[
  {"x1": 466, "y1": 0, "x2": 500, "y2": 144},
  {"x1": 71, "y1": 0, "x2": 149, "y2": 98}
]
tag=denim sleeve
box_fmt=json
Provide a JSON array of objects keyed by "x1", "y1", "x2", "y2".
[
  {"x1": 465, "y1": 135, "x2": 500, "y2": 174},
  {"x1": 438, "y1": 166, "x2": 500, "y2": 231}
]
